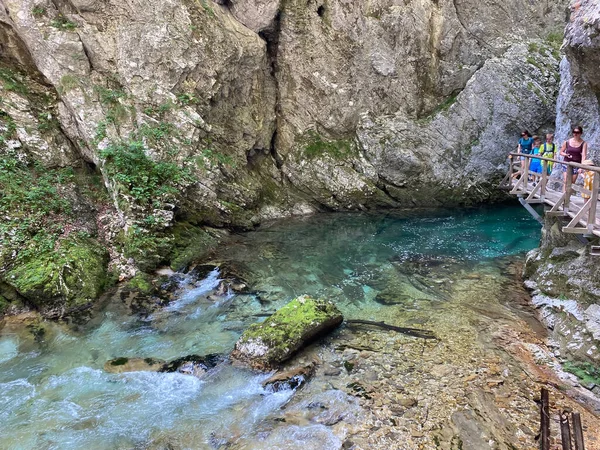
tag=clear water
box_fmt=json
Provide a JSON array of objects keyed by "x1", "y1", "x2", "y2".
[{"x1": 0, "y1": 205, "x2": 540, "y2": 449}]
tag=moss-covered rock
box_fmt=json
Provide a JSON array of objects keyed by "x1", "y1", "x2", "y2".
[
  {"x1": 168, "y1": 223, "x2": 222, "y2": 271},
  {"x1": 125, "y1": 273, "x2": 154, "y2": 295},
  {"x1": 231, "y1": 295, "x2": 343, "y2": 370},
  {"x1": 4, "y1": 236, "x2": 109, "y2": 317}
]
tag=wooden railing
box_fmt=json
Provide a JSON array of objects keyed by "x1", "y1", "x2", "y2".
[{"x1": 502, "y1": 153, "x2": 600, "y2": 237}]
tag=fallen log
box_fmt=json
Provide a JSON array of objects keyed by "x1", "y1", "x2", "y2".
[{"x1": 345, "y1": 319, "x2": 437, "y2": 340}]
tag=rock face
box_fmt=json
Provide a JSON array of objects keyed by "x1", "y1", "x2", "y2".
[
  {"x1": 523, "y1": 3, "x2": 600, "y2": 369},
  {"x1": 0, "y1": 0, "x2": 569, "y2": 312},
  {"x1": 555, "y1": 1, "x2": 600, "y2": 159},
  {"x1": 231, "y1": 295, "x2": 343, "y2": 369},
  {"x1": 524, "y1": 215, "x2": 600, "y2": 364}
]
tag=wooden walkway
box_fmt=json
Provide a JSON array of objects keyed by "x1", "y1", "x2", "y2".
[{"x1": 500, "y1": 153, "x2": 600, "y2": 243}]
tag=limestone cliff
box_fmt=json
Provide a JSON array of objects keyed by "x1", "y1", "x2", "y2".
[
  {"x1": 0, "y1": 0, "x2": 568, "y2": 314},
  {"x1": 524, "y1": 1, "x2": 600, "y2": 388}
]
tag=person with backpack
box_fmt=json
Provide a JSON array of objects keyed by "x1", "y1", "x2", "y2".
[{"x1": 540, "y1": 133, "x2": 556, "y2": 175}]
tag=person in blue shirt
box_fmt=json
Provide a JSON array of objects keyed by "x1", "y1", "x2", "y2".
[
  {"x1": 529, "y1": 136, "x2": 543, "y2": 183},
  {"x1": 512, "y1": 130, "x2": 534, "y2": 179},
  {"x1": 518, "y1": 130, "x2": 534, "y2": 154}
]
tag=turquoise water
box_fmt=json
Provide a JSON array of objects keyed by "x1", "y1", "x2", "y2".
[{"x1": 0, "y1": 205, "x2": 540, "y2": 449}]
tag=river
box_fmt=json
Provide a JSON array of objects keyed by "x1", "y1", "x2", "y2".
[{"x1": 2, "y1": 205, "x2": 595, "y2": 449}]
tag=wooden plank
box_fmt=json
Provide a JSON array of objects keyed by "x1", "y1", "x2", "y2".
[{"x1": 563, "y1": 227, "x2": 590, "y2": 234}]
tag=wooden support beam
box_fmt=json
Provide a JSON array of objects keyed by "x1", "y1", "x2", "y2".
[
  {"x1": 541, "y1": 160, "x2": 548, "y2": 201},
  {"x1": 587, "y1": 173, "x2": 599, "y2": 233},
  {"x1": 572, "y1": 412, "x2": 585, "y2": 450},
  {"x1": 541, "y1": 388, "x2": 550, "y2": 450},
  {"x1": 561, "y1": 411, "x2": 573, "y2": 450},
  {"x1": 564, "y1": 200, "x2": 592, "y2": 230}
]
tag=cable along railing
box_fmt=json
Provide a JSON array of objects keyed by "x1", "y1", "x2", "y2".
[{"x1": 501, "y1": 153, "x2": 600, "y2": 247}]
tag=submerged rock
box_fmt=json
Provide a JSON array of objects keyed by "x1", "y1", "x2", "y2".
[
  {"x1": 104, "y1": 354, "x2": 223, "y2": 376},
  {"x1": 160, "y1": 354, "x2": 223, "y2": 377},
  {"x1": 231, "y1": 295, "x2": 343, "y2": 370},
  {"x1": 263, "y1": 360, "x2": 317, "y2": 392},
  {"x1": 104, "y1": 357, "x2": 166, "y2": 374}
]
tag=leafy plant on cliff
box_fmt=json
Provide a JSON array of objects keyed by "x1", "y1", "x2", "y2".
[
  {"x1": 50, "y1": 15, "x2": 78, "y2": 31},
  {"x1": 0, "y1": 68, "x2": 29, "y2": 95},
  {"x1": 99, "y1": 140, "x2": 195, "y2": 206}
]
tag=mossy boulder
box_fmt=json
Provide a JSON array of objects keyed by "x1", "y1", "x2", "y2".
[
  {"x1": 4, "y1": 237, "x2": 109, "y2": 317},
  {"x1": 231, "y1": 295, "x2": 343, "y2": 370}
]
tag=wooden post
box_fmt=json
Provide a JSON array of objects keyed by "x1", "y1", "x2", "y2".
[
  {"x1": 588, "y1": 172, "x2": 599, "y2": 233},
  {"x1": 541, "y1": 388, "x2": 551, "y2": 450},
  {"x1": 541, "y1": 160, "x2": 548, "y2": 201},
  {"x1": 572, "y1": 412, "x2": 585, "y2": 450},
  {"x1": 524, "y1": 156, "x2": 530, "y2": 191},
  {"x1": 561, "y1": 411, "x2": 573, "y2": 450}
]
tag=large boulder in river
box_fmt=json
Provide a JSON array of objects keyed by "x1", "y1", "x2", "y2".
[{"x1": 231, "y1": 296, "x2": 343, "y2": 370}]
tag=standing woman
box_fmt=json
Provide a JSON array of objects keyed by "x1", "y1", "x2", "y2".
[
  {"x1": 560, "y1": 125, "x2": 588, "y2": 188},
  {"x1": 513, "y1": 130, "x2": 534, "y2": 178}
]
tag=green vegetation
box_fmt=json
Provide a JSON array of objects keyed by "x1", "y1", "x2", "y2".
[
  {"x1": 169, "y1": 222, "x2": 220, "y2": 270},
  {"x1": 31, "y1": 6, "x2": 47, "y2": 17},
  {"x1": 199, "y1": 146, "x2": 235, "y2": 167},
  {"x1": 0, "y1": 150, "x2": 73, "y2": 261},
  {"x1": 37, "y1": 111, "x2": 60, "y2": 132},
  {"x1": 528, "y1": 42, "x2": 539, "y2": 53},
  {"x1": 0, "y1": 110, "x2": 17, "y2": 144},
  {"x1": 121, "y1": 225, "x2": 173, "y2": 271},
  {"x1": 143, "y1": 100, "x2": 175, "y2": 118},
  {"x1": 0, "y1": 67, "x2": 29, "y2": 95},
  {"x1": 94, "y1": 84, "x2": 129, "y2": 125},
  {"x1": 50, "y1": 15, "x2": 78, "y2": 31},
  {"x1": 126, "y1": 273, "x2": 154, "y2": 294},
  {"x1": 176, "y1": 93, "x2": 199, "y2": 106},
  {"x1": 58, "y1": 74, "x2": 80, "y2": 94},
  {"x1": 99, "y1": 140, "x2": 195, "y2": 206},
  {"x1": 302, "y1": 131, "x2": 354, "y2": 160},
  {"x1": 546, "y1": 31, "x2": 563, "y2": 51},
  {"x1": 563, "y1": 360, "x2": 600, "y2": 386}
]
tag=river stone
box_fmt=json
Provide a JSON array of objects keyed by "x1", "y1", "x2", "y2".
[
  {"x1": 230, "y1": 295, "x2": 343, "y2": 370},
  {"x1": 104, "y1": 357, "x2": 166, "y2": 373},
  {"x1": 160, "y1": 354, "x2": 223, "y2": 377}
]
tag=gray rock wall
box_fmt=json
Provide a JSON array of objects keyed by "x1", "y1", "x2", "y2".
[
  {"x1": 0, "y1": 0, "x2": 569, "y2": 281},
  {"x1": 556, "y1": 1, "x2": 600, "y2": 161}
]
